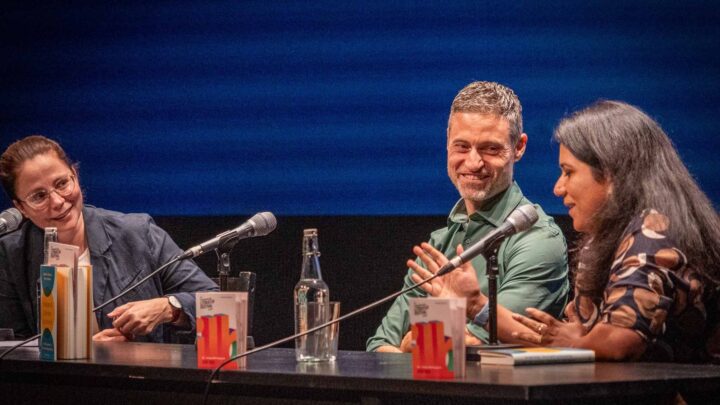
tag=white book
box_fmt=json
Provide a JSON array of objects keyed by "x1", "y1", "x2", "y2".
[{"x1": 74, "y1": 265, "x2": 92, "y2": 358}]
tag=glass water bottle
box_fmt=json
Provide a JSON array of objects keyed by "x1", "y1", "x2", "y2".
[{"x1": 294, "y1": 228, "x2": 330, "y2": 361}]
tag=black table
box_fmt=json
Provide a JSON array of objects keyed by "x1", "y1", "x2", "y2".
[{"x1": 2, "y1": 342, "x2": 719, "y2": 404}]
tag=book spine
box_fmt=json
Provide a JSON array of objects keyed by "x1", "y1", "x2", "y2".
[
  {"x1": 518, "y1": 352, "x2": 595, "y2": 365},
  {"x1": 39, "y1": 265, "x2": 57, "y2": 361},
  {"x1": 85, "y1": 265, "x2": 94, "y2": 359},
  {"x1": 73, "y1": 266, "x2": 91, "y2": 358}
]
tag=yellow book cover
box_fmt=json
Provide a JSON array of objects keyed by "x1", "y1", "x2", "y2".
[{"x1": 56, "y1": 265, "x2": 74, "y2": 359}]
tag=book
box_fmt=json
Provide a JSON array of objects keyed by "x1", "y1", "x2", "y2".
[
  {"x1": 196, "y1": 292, "x2": 248, "y2": 370},
  {"x1": 473, "y1": 347, "x2": 595, "y2": 366},
  {"x1": 39, "y1": 242, "x2": 93, "y2": 361},
  {"x1": 409, "y1": 297, "x2": 466, "y2": 379},
  {"x1": 39, "y1": 264, "x2": 58, "y2": 361}
]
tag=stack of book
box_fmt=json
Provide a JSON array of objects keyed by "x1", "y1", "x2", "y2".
[{"x1": 39, "y1": 242, "x2": 93, "y2": 361}]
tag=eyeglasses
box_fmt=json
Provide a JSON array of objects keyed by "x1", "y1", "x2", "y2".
[{"x1": 18, "y1": 174, "x2": 77, "y2": 210}]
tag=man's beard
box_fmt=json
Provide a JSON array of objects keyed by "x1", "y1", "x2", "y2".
[
  {"x1": 459, "y1": 185, "x2": 490, "y2": 204},
  {"x1": 454, "y1": 173, "x2": 511, "y2": 205}
]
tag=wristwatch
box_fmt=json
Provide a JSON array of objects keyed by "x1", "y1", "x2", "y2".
[{"x1": 167, "y1": 295, "x2": 183, "y2": 323}]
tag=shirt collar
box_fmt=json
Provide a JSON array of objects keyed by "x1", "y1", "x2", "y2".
[{"x1": 447, "y1": 181, "x2": 524, "y2": 228}]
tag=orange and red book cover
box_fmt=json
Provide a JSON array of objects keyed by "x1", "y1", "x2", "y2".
[
  {"x1": 409, "y1": 298, "x2": 466, "y2": 379},
  {"x1": 196, "y1": 292, "x2": 248, "y2": 369}
]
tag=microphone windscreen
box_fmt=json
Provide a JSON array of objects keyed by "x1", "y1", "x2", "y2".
[
  {"x1": 0, "y1": 208, "x2": 23, "y2": 231},
  {"x1": 507, "y1": 204, "x2": 538, "y2": 233},
  {"x1": 251, "y1": 212, "x2": 277, "y2": 236}
]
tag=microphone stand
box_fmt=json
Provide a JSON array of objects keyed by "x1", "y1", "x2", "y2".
[
  {"x1": 215, "y1": 236, "x2": 240, "y2": 292},
  {"x1": 216, "y1": 251, "x2": 231, "y2": 292},
  {"x1": 214, "y1": 239, "x2": 256, "y2": 349},
  {"x1": 485, "y1": 243, "x2": 501, "y2": 345},
  {"x1": 482, "y1": 242, "x2": 520, "y2": 349}
]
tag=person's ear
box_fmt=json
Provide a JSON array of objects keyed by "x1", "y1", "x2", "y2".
[
  {"x1": 514, "y1": 133, "x2": 528, "y2": 161},
  {"x1": 13, "y1": 200, "x2": 26, "y2": 217}
]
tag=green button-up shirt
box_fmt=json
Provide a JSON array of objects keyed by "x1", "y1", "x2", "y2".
[{"x1": 366, "y1": 182, "x2": 569, "y2": 351}]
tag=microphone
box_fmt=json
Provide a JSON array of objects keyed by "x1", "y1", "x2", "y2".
[
  {"x1": 94, "y1": 211, "x2": 277, "y2": 312},
  {"x1": 0, "y1": 208, "x2": 22, "y2": 235},
  {"x1": 437, "y1": 204, "x2": 538, "y2": 276},
  {"x1": 179, "y1": 212, "x2": 277, "y2": 259}
]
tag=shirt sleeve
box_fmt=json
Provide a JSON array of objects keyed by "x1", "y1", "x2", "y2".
[
  {"x1": 466, "y1": 219, "x2": 570, "y2": 342},
  {"x1": 366, "y1": 230, "x2": 447, "y2": 352},
  {"x1": 599, "y1": 210, "x2": 685, "y2": 341},
  {"x1": 365, "y1": 256, "x2": 429, "y2": 351}
]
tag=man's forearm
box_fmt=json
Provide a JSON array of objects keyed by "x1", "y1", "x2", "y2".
[{"x1": 375, "y1": 344, "x2": 402, "y2": 353}]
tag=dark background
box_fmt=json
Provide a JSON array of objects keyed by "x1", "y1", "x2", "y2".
[
  {"x1": 156, "y1": 214, "x2": 578, "y2": 351},
  {"x1": 1, "y1": 1, "x2": 717, "y2": 350}
]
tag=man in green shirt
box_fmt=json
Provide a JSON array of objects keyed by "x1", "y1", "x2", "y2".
[{"x1": 366, "y1": 81, "x2": 569, "y2": 352}]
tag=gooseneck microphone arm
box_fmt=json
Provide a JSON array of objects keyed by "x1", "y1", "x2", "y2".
[
  {"x1": 93, "y1": 255, "x2": 183, "y2": 312},
  {"x1": 0, "y1": 334, "x2": 41, "y2": 361}
]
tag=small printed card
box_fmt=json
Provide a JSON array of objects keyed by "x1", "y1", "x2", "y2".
[{"x1": 409, "y1": 297, "x2": 466, "y2": 379}]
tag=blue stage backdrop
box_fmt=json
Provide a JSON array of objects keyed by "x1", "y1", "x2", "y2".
[{"x1": 2, "y1": 1, "x2": 718, "y2": 215}]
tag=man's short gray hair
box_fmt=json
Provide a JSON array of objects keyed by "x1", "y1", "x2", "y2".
[{"x1": 449, "y1": 81, "x2": 523, "y2": 145}]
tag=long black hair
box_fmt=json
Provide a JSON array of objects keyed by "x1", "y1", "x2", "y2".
[{"x1": 554, "y1": 100, "x2": 720, "y2": 297}]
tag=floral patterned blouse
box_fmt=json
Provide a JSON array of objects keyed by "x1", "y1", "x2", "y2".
[{"x1": 569, "y1": 209, "x2": 718, "y2": 362}]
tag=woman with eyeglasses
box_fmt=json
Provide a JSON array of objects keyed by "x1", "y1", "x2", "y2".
[
  {"x1": 0, "y1": 135, "x2": 218, "y2": 342},
  {"x1": 410, "y1": 101, "x2": 720, "y2": 362}
]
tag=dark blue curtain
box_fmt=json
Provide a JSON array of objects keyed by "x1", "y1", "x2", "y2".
[{"x1": 2, "y1": 1, "x2": 718, "y2": 215}]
